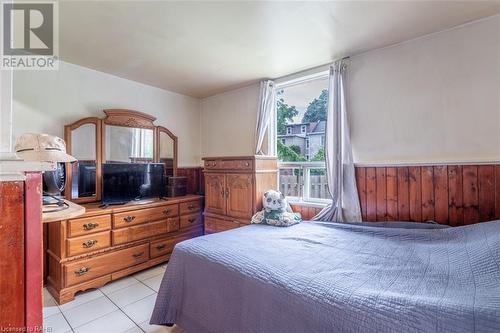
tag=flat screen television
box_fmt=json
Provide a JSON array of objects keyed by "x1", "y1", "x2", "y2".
[{"x1": 102, "y1": 163, "x2": 165, "y2": 205}]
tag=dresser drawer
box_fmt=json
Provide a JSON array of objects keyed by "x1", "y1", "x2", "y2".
[
  {"x1": 204, "y1": 159, "x2": 253, "y2": 171},
  {"x1": 150, "y1": 238, "x2": 176, "y2": 258},
  {"x1": 180, "y1": 212, "x2": 202, "y2": 229},
  {"x1": 113, "y1": 204, "x2": 179, "y2": 229},
  {"x1": 205, "y1": 216, "x2": 239, "y2": 234},
  {"x1": 179, "y1": 200, "x2": 202, "y2": 215},
  {"x1": 66, "y1": 231, "x2": 111, "y2": 257},
  {"x1": 67, "y1": 215, "x2": 111, "y2": 237},
  {"x1": 64, "y1": 243, "x2": 149, "y2": 286},
  {"x1": 112, "y1": 218, "x2": 179, "y2": 245}
]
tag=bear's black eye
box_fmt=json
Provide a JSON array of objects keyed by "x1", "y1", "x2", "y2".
[{"x1": 266, "y1": 198, "x2": 272, "y2": 202}]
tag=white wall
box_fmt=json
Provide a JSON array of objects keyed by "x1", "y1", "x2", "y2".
[
  {"x1": 201, "y1": 15, "x2": 500, "y2": 164},
  {"x1": 349, "y1": 15, "x2": 500, "y2": 164},
  {"x1": 12, "y1": 61, "x2": 201, "y2": 167},
  {"x1": 201, "y1": 84, "x2": 259, "y2": 157}
]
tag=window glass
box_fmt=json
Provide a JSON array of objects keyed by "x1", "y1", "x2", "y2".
[{"x1": 276, "y1": 75, "x2": 330, "y2": 202}]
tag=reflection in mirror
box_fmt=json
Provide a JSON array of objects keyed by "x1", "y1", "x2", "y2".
[
  {"x1": 71, "y1": 124, "x2": 97, "y2": 198},
  {"x1": 159, "y1": 131, "x2": 175, "y2": 177},
  {"x1": 105, "y1": 125, "x2": 154, "y2": 163}
]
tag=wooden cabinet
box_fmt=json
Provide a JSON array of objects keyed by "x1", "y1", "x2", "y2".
[
  {"x1": 46, "y1": 195, "x2": 203, "y2": 304},
  {"x1": 202, "y1": 156, "x2": 277, "y2": 233},
  {"x1": 205, "y1": 173, "x2": 226, "y2": 215}
]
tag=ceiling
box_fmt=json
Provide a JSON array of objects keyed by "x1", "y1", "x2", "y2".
[{"x1": 59, "y1": 1, "x2": 500, "y2": 98}]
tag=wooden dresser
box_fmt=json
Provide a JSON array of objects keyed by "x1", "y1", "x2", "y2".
[
  {"x1": 202, "y1": 156, "x2": 277, "y2": 233},
  {"x1": 46, "y1": 195, "x2": 203, "y2": 304}
]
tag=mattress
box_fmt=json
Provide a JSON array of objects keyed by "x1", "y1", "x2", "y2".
[{"x1": 150, "y1": 220, "x2": 500, "y2": 333}]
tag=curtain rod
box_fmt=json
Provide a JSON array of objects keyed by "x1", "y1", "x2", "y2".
[{"x1": 272, "y1": 56, "x2": 350, "y2": 83}]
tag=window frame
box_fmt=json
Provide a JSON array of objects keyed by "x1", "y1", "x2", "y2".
[{"x1": 273, "y1": 70, "x2": 330, "y2": 205}]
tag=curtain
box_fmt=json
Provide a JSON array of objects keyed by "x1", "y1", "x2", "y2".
[
  {"x1": 255, "y1": 80, "x2": 275, "y2": 155},
  {"x1": 313, "y1": 60, "x2": 362, "y2": 222}
]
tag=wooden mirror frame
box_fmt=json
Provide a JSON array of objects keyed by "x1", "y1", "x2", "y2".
[
  {"x1": 64, "y1": 117, "x2": 102, "y2": 204},
  {"x1": 156, "y1": 126, "x2": 178, "y2": 176},
  {"x1": 64, "y1": 109, "x2": 178, "y2": 203}
]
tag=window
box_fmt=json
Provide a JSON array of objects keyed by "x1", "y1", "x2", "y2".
[{"x1": 275, "y1": 72, "x2": 330, "y2": 203}]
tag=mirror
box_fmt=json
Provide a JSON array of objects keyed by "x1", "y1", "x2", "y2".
[
  {"x1": 105, "y1": 125, "x2": 154, "y2": 163},
  {"x1": 65, "y1": 118, "x2": 101, "y2": 203},
  {"x1": 159, "y1": 129, "x2": 175, "y2": 177},
  {"x1": 65, "y1": 109, "x2": 178, "y2": 203}
]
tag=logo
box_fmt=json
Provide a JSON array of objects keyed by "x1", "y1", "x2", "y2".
[{"x1": 1, "y1": 1, "x2": 58, "y2": 69}]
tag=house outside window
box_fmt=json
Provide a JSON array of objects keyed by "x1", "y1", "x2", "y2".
[{"x1": 275, "y1": 72, "x2": 330, "y2": 204}]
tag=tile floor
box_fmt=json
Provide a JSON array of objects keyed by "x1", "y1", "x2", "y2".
[{"x1": 43, "y1": 264, "x2": 184, "y2": 333}]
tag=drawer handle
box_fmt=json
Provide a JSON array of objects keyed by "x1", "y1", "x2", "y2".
[
  {"x1": 156, "y1": 244, "x2": 166, "y2": 250},
  {"x1": 163, "y1": 209, "x2": 171, "y2": 215},
  {"x1": 188, "y1": 204, "x2": 196, "y2": 210},
  {"x1": 82, "y1": 239, "x2": 98, "y2": 248},
  {"x1": 132, "y1": 252, "x2": 144, "y2": 258},
  {"x1": 225, "y1": 189, "x2": 229, "y2": 197},
  {"x1": 124, "y1": 215, "x2": 136, "y2": 223},
  {"x1": 83, "y1": 223, "x2": 99, "y2": 230},
  {"x1": 75, "y1": 267, "x2": 90, "y2": 276},
  {"x1": 245, "y1": 162, "x2": 250, "y2": 167},
  {"x1": 188, "y1": 217, "x2": 196, "y2": 223}
]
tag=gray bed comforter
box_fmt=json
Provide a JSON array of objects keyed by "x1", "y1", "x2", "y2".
[{"x1": 150, "y1": 221, "x2": 500, "y2": 333}]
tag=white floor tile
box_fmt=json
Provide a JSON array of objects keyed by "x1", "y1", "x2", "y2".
[
  {"x1": 43, "y1": 287, "x2": 55, "y2": 302},
  {"x1": 142, "y1": 275, "x2": 163, "y2": 292},
  {"x1": 63, "y1": 296, "x2": 118, "y2": 328},
  {"x1": 133, "y1": 266, "x2": 165, "y2": 282},
  {"x1": 139, "y1": 322, "x2": 185, "y2": 333},
  {"x1": 100, "y1": 276, "x2": 140, "y2": 295},
  {"x1": 73, "y1": 310, "x2": 137, "y2": 333},
  {"x1": 121, "y1": 294, "x2": 157, "y2": 324},
  {"x1": 59, "y1": 289, "x2": 104, "y2": 312},
  {"x1": 107, "y1": 282, "x2": 155, "y2": 308},
  {"x1": 43, "y1": 313, "x2": 72, "y2": 333},
  {"x1": 123, "y1": 326, "x2": 143, "y2": 333},
  {"x1": 43, "y1": 296, "x2": 61, "y2": 318}
]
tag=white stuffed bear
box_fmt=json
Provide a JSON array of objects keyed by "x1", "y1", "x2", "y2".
[
  {"x1": 251, "y1": 190, "x2": 301, "y2": 227},
  {"x1": 263, "y1": 190, "x2": 292, "y2": 213}
]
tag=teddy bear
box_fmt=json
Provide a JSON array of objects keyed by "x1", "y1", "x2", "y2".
[{"x1": 251, "y1": 190, "x2": 301, "y2": 227}]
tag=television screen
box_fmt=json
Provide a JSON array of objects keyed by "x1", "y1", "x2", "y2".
[{"x1": 102, "y1": 163, "x2": 165, "y2": 205}]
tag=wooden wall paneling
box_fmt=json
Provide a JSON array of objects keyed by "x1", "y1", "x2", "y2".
[
  {"x1": 433, "y1": 166, "x2": 449, "y2": 224},
  {"x1": 0, "y1": 181, "x2": 25, "y2": 328},
  {"x1": 24, "y1": 173, "x2": 43, "y2": 329},
  {"x1": 356, "y1": 167, "x2": 367, "y2": 221},
  {"x1": 463, "y1": 165, "x2": 480, "y2": 224},
  {"x1": 478, "y1": 165, "x2": 495, "y2": 222},
  {"x1": 376, "y1": 168, "x2": 387, "y2": 221},
  {"x1": 448, "y1": 165, "x2": 463, "y2": 226},
  {"x1": 496, "y1": 166, "x2": 500, "y2": 219},
  {"x1": 421, "y1": 166, "x2": 435, "y2": 222},
  {"x1": 397, "y1": 167, "x2": 410, "y2": 221},
  {"x1": 386, "y1": 167, "x2": 398, "y2": 221},
  {"x1": 365, "y1": 168, "x2": 377, "y2": 221},
  {"x1": 408, "y1": 167, "x2": 422, "y2": 222}
]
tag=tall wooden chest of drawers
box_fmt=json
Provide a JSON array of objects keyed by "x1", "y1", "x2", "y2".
[{"x1": 202, "y1": 156, "x2": 277, "y2": 233}]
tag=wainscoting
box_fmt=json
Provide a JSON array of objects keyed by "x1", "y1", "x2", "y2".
[
  {"x1": 356, "y1": 164, "x2": 500, "y2": 225},
  {"x1": 180, "y1": 164, "x2": 500, "y2": 226},
  {"x1": 177, "y1": 167, "x2": 204, "y2": 195}
]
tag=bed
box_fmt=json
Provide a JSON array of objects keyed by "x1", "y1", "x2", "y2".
[{"x1": 150, "y1": 220, "x2": 500, "y2": 333}]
